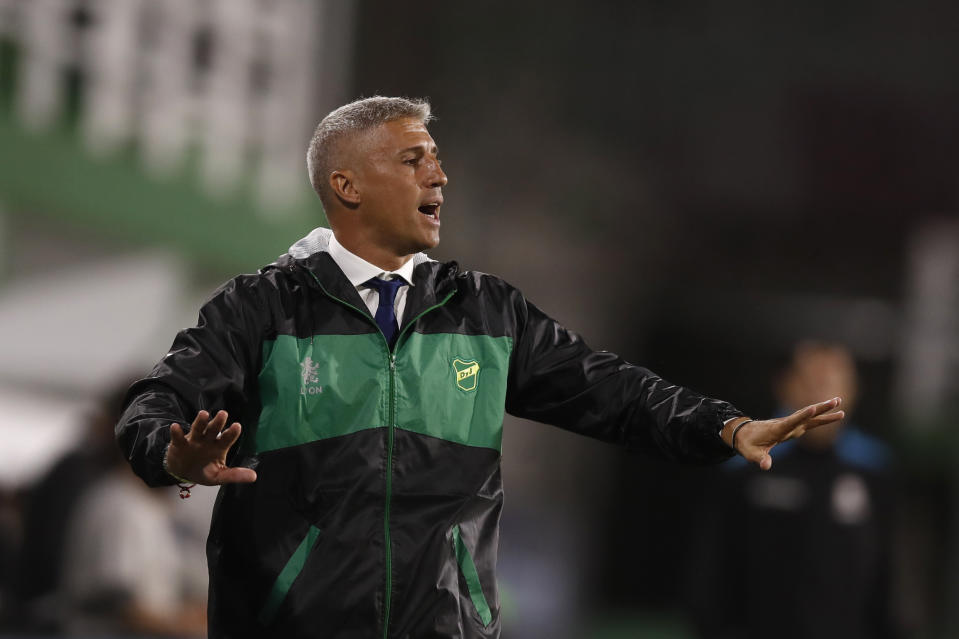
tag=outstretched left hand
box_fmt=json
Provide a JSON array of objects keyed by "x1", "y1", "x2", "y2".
[{"x1": 724, "y1": 397, "x2": 844, "y2": 470}]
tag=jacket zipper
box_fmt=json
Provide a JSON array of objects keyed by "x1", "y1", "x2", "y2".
[
  {"x1": 381, "y1": 292, "x2": 455, "y2": 638},
  {"x1": 303, "y1": 267, "x2": 456, "y2": 638},
  {"x1": 384, "y1": 350, "x2": 395, "y2": 636}
]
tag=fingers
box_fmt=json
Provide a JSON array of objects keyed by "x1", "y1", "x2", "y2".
[
  {"x1": 215, "y1": 422, "x2": 243, "y2": 448},
  {"x1": 181, "y1": 415, "x2": 244, "y2": 451},
  {"x1": 782, "y1": 404, "x2": 845, "y2": 439},
  {"x1": 208, "y1": 410, "x2": 228, "y2": 435},
  {"x1": 784, "y1": 404, "x2": 816, "y2": 426},
  {"x1": 203, "y1": 410, "x2": 228, "y2": 436},
  {"x1": 807, "y1": 397, "x2": 842, "y2": 417},
  {"x1": 759, "y1": 454, "x2": 772, "y2": 471},
  {"x1": 803, "y1": 410, "x2": 846, "y2": 431},
  {"x1": 190, "y1": 409, "x2": 230, "y2": 439},
  {"x1": 803, "y1": 410, "x2": 846, "y2": 432},
  {"x1": 767, "y1": 406, "x2": 813, "y2": 439},
  {"x1": 773, "y1": 397, "x2": 842, "y2": 438},
  {"x1": 790, "y1": 397, "x2": 841, "y2": 422},
  {"x1": 190, "y1": 410, "x2": 210, "y2": 435},
  {"x1": 215, "y1": 466, "x2": 258, "y2": 484},
  {"x1": 738, "y1": 441, "x2": 774, "y2": 471},
  {"x1": 170, "y1": 422, "x2": 188, "y2": 446}
]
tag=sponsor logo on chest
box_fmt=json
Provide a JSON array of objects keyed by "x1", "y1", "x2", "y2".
[{"x1": 300, "y1": 356, "x2": 324, "y2": 396}]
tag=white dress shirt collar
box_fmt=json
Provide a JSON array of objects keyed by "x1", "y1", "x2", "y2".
[{"x1": 328, "y1": 233, "x2": 417, "y2": 287}]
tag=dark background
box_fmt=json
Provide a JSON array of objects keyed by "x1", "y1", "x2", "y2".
[{"x1": 349, "y1": 2, "x2": 959, "y2": 635}]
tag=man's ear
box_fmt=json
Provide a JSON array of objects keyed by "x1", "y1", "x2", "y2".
[{"x1": 330, "y1": 170, "x2": 361, "y2": 206}]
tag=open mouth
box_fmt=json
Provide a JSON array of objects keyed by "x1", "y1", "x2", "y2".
[{"x1": 418, "y1": 203, "x2": 440, "y2": 219}]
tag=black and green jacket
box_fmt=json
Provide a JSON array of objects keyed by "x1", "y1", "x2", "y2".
[{"x1": 117, "y1": 227, "x2": 742, "y2": 639}]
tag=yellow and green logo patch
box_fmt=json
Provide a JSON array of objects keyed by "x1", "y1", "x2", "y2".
[{"x1": 452, "y1": 358, "x2": 480, "y2": 392}]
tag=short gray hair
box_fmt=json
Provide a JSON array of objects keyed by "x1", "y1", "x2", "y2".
[{"x1": 307, "y1": 96, "x2": 433, "y2": 208}]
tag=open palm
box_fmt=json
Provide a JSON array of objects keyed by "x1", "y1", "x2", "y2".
[
  {"x1": 166, "y1": 409, "x2": 258, "y2": 485},
  {"x1": 734, "y1": 397, "x2": 844, "y2": 470}
]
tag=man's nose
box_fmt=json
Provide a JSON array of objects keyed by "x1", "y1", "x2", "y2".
[{"x1": 426, "y1": 161, "x2": 448, "y2": 188}]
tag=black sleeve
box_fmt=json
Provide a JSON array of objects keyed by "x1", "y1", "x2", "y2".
[
  {"x1": 505, "y1": 297, "x2": 742, "y2": 464},
  {"x1": 115, "y1": 275, "x2": 268, "y2": 487}
]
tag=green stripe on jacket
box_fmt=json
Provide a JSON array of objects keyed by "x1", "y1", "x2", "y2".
[{"x1": 253, "y1": 332, "x2": 512, "y2": 453}]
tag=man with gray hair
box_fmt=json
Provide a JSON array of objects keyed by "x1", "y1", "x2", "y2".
[
  {"x1": 118, "y1": 96, "x2": 844, "y2": 638},
  {"x1": 307, "y1": 97, "x2": 433, "y2": 210}
]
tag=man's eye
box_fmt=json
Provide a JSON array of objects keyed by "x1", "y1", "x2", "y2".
[{"x1": 403, "y1": 158, "x2": 418, "y2": 166}]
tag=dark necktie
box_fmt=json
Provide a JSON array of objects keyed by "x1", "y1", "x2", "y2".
[{"x1": 364, "y1": 277, "x2": 406, "y2": 348}]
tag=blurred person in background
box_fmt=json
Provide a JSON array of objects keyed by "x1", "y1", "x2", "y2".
[
  {"x1": 0, "y1": 489, "x2": 19, "y2": 626},
  {"x1": 689, "y1": 341, "x2": 898, "y2": 639},
  {"x1": 7, "y1": 377, "x2": 214, "y2": 636},
  {"x1": 117, "y1": 96, "x2": 845, "y2": 639},
  {"x1": 8, "y1": 380, "x2": 130, "y2": 632},
  {"x1": 59, "y1": 397, "x2": 208, "y2": 637}
]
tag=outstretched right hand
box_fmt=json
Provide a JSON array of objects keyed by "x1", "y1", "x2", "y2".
[{"x1": 166, "y1": 410, "x2": 258, "y2": 485}]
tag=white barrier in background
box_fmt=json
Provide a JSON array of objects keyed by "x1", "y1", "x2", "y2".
[
  {"x1": 896, "y1": 220, "x2": 959, "y2": 424},
  {"x1": 8, "y1": 0, "x2": 334, "y2": 213}
]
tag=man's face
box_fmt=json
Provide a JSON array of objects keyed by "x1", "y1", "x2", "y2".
[{"x1": 353, "y1": 117, "x2": 447, "y2": 256}]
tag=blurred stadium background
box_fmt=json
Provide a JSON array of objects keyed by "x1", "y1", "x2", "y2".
[{"x1": 0, "y1": 0, "x2": 957, "y2": 637}]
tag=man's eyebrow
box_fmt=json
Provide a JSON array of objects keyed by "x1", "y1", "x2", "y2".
[{"x1": 399, "y1": 144, "x2": 439, "y2": 156}]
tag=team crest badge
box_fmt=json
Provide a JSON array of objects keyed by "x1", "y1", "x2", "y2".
[{"x1": 452, "y1": 358, "x2": 480, "y2": 392}]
